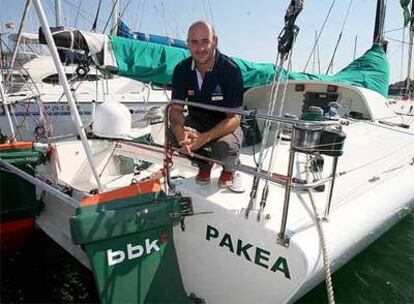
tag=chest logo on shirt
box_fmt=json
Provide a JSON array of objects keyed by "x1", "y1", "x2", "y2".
[
  {"x1": 187, "y1": 90, "x2": 195, "y2": 97},
  {"x1": 212, "y1": 85, "x2": 224, "y2": 101}
]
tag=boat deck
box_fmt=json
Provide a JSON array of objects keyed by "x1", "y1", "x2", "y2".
[{"x1": 174, "y1": 119, "x2": 414, "y2": 236}]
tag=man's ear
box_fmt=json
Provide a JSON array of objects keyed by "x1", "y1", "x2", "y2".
[{"x1": 213, "y1": 36, "x2": 218, "y2": 48}]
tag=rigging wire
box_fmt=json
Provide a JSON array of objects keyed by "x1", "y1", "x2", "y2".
[
  {"x1": 0, "y1": 39, "x2": 41, "y2": 97},
  {"x1": 202, "y1": 0, "x2": 210, "y2": 23},
  {"x1": 303, "y1": 0, "x2": 337, "y2": 72},
  {"x1": 207, "y1": 0, "x2": 216, "y2": 27},
  {"x1": 246, "y1": 0, "x2": 303, "y2": 219},
  {"x1": 135, "y1": 0, "x2": 146, "y2": 31},
  {"x1": 73, "y1": 0, "x2": 84, "y2": 28},
  {"x1": 317, "y1": 33, "x2": 321, "y2": 74},
  {"x1": 401, "y1": 26, "x2": 406, "y2": 83},
  {"x1": 99, "y1": 141, "x2": 119, "y2": 177},
  {"x1": 62, "y1": 0, "x2": 98, "y2": 27},
  {"x1": 385, "y1": 36, "x2": 413, "y2": 45},
  {"x1": 257, "y1": 49, "x2": 296, "y2": 221},
  {"x1": 385, "y1": 26, "x2": 407, "y2": 33},
  {"x1": 112, "y1": 0, "x2": 134, "y2": 35},
  {"x1": 325, "y1": 0, "x2": 353, "y2": 75},
  {"x1": 102, "y1": 0, "x2": 120, "y2": 34},
  {"x1": 91, "y1": 0, "x2": 103, "y2": 32}
]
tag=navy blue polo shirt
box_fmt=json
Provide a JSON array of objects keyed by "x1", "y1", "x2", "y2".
[{"x1": 171, "y1": 50, "x2": 244, "y2": 130}]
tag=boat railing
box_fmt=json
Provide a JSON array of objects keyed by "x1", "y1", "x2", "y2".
[{"x1": 164, "y1": 99, "x2": 345, "y2": 246}]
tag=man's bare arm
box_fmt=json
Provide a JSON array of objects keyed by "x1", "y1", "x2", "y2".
[
  {"x1": 188, "y1": 114, "x2": 241, "y2": 151},
  {"x1": 169, "y1": 104, "x2": 198, "y2": 153},
  {"x1": 204, "y1": 114, "x2": 240, "y2": 142},
  {"x1": 169, "y1": 104, "x2": 185, "y2": 136}
]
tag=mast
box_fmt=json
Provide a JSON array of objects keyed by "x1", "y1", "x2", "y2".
[
  {"x1": 0, "y1": 27, "x2": 4, "y2": 71},
  {"x1": 353, "y1": 35, "x2": 358, "y2": 60},
  {"x1": 404, "y1": 1, "x2": 414, "y2": 99},
  {"x1": 373, "y1": 0, "x2": 385, "y2": 44},
  {"x1": 312, "y1": 31, "x2": 317, "y2": 73},
  {"x1": 55, "y1": 0, "x2": 62, "y2": 27},
  {"x1": 111, "y1": 0, "x2": 120, "y2": 35}
]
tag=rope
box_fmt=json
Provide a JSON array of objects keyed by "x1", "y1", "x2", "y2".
[{"x1": 307, "y1": 189, "x2": 335, "y2": 304}]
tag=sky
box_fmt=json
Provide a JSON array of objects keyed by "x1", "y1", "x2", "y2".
[{"x1": 0, "y1": 0, "x2": 410, "y2": 84}]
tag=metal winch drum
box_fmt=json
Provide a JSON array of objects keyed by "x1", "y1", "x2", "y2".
[
  {"x1": 293, "y1": 124, "x2": 322, "y2": 153},
  {"x1": 293, "y1": 124, "x2": 346, "y2": 156}
]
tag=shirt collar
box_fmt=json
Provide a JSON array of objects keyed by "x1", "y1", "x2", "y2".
[{"x1": 191, "y1": 49, "x2": 219, "y2": 72}]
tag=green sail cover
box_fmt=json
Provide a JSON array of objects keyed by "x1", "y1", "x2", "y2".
[{"x1": 111, "y1": 35, "x2": 389, "y2": 97}]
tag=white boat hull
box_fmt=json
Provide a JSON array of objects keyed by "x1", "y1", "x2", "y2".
[
  {"x1": 26, "y1": 81, "x2": 414, "y2": 303},
  {"x1": 0, "y1": 99, "x2": 167, "y2": 139}
]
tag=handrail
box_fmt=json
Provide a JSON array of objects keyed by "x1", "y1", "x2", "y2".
[
  {"x1": 170, "y1": 99, "x2": 340, "y2": 127},
  {"x1": 0, "y1": 159, "x2": 80, "y2": 209},
  {"x1": 164, "y1": 99, "x2": 343, "y2": 246}
]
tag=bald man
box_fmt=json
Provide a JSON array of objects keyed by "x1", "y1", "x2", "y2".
[{"x1": 169, "y1": 21, "x2": 244, "y2": 188}]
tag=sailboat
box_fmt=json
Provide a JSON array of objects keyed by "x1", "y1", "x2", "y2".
[
  {"x1": 0, "y1": 3, "x2": 170, "y2": 140},
  {"x1": 1, "y1": 0, "x2": 413, "y2": 303},
  {"x1": 388, "y1": 0, "x2": 414, "y2": 117}
]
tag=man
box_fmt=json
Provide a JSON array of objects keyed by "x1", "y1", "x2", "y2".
[{"x1": 169, "y1": 20, "x2": 244, "y2": 188}]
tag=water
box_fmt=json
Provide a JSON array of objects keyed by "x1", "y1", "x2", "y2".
[
  {"x1": 1, "y1": 232, "x2": 99, "y2": 303},
  {"x1": 298, "y1": 212, "x2": 414, "y2": 303},
  {"x1": 1, "y1": 213, "x2": 413, "y2": 303}
]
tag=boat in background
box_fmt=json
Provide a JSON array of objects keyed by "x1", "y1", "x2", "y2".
[
  {"x1": 1, "y1": 31, "x2": 170, "y2": 140},
  {"x1": 387, "y1": 1, "x2": 414, "y2": 117}
]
